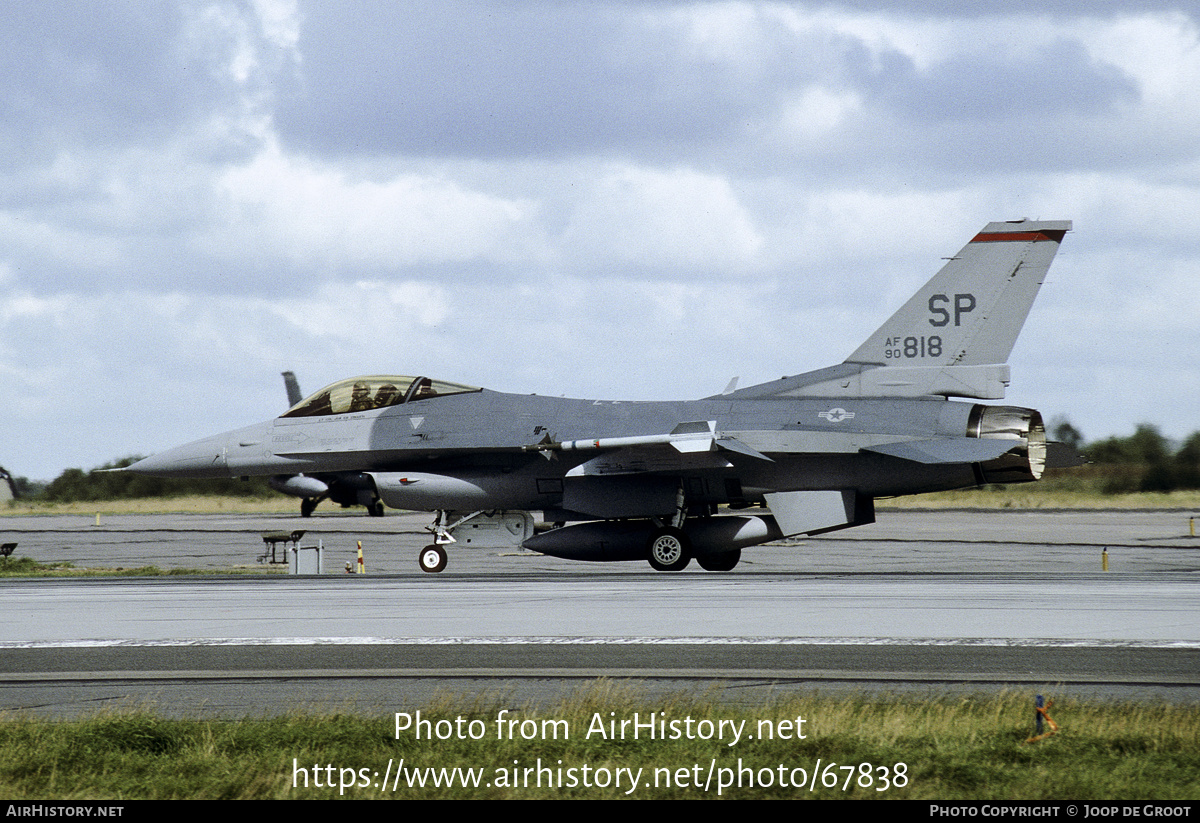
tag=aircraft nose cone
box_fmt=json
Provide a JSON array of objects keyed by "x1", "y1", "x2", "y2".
[{"x1": 127, "y1": 432, "x2": 229, "y2": 478}]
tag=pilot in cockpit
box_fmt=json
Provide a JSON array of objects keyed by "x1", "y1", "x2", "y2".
[
  {"x1": 374, "y1": 383, "x2": 400, "y2": 408},
  {"x1": 349, "y1": 381, "x2": 372, "y2": 412}
]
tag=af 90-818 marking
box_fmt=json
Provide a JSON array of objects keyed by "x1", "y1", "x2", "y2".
[{"x1": 884, "y1": 335, "x2": 943, "y2": 359}]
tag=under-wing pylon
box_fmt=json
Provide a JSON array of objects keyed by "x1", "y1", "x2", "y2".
[{"x1": 127, "y1": 219, "x2": 1072, "y2": 572}]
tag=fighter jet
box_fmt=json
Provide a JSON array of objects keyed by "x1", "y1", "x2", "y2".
[
  {"x1": 127, "y1": 219, "x2": 1070, "y2": 573},
  {"x1": 268, "y1": 371, "x2": 386, "y2": 517}
]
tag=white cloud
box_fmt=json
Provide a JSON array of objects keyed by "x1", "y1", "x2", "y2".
[
  {"x1": 1088, "y1": 12, "x2": 1200, "y2": 105},
  {"x1": 269, "y1": 279, "x2": 452, "y2": 337},
  {"x1": 774, "y1": 87, "x2": 864, "y2": 141},
  {"x1": 560, "y1": 164, "x2": 763, "y2": 273},
  {"x1": 207, "y1": 143, "x2": 541, "y2": 269},
  {"x1": 253, "y1": 0, "x2": 301, "y2": 53}
]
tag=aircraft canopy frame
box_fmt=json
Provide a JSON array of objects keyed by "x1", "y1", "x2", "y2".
[{"x1": 280, "y1": 375, "x2": 481, "y2": 418}]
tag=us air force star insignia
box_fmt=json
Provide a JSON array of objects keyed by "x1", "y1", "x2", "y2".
[{"x1": 819, "y1": 408, "x2": 854, "y2": 423}]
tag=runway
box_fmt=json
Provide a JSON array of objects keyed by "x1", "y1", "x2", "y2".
[{"x1": 1, "y1": 509, "x2": 1197, "y2": 715}]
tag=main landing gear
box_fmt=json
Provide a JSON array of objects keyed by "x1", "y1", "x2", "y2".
[
  {"x1": 644, "y1": 528, "x2": 741, "y2": 571},
  {"x1": 644, "y1": 484, "x2": 741, "y2": 572},
  {"x1": 300, "y1": 495, "x2": 384, "y2": 517},
  {"x1": 647, "y1": 527, "x2": 690, "y2": 571}
]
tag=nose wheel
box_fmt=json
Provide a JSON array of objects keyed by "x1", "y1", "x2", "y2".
[{"x1": 419, "y1": 545, "x2": 448, "y2": 573}]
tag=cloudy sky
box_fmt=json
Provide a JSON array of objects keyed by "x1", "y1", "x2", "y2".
[{"x1": 3, "y1": 1, "x2": 1199, "y2": 481}]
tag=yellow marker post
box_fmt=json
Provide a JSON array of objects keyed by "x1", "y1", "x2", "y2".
[
  {"x1": 1026, "y1": 695, "x2": 1060, "y2": 743},
  {"x1": 95, "y1": 513, "x2": 100, "y2": 526},
  {"x1": 356, "y1": 541, "x2": 364, "y2": 574},
  {"x1": 1102, "y1": 547, "x2": 1108, "y2": 572}
]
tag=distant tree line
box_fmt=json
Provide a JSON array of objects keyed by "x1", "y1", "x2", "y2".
[
  {"x1": 6, "y1": 421, "x2": 1200, "y2": 503},
  {"x1": 33, "y1": 457, "x2": 273, "y2": 502},
  {"x1": 1051, "y1": 419, "x2": 1200, "y2": 494}
]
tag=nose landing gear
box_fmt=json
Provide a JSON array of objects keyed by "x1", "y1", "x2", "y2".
[{"x1": 419, "y1": 545, "x2": 448, "y2": 574}]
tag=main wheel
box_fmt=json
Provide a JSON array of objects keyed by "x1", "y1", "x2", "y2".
[
  {"x1": 419, "y1": 545, "x2": 448, "y2": 573},
  {"x1": 300, "y1": 498, "x2": 317, "y2": 517},
  {"x1": 368, "y1": 499, "x2": 385, "y2": 517},
  {"x1": 697, "y1": 549, "x2": 741, "y2": 572},
  {"x1": 647, "y1": 527, "x2": 691, "y2": 572}
]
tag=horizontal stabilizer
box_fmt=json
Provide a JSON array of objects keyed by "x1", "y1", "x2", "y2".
[
  {"x1": 863, "y1": 438, "x2": 1016, "y2": 465},
  {"x1": 1045, "y1": 441, "x2": 1088, "y2": 468}
]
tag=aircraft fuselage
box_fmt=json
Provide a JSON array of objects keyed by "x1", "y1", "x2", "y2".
[{"x1": 133, "y1": 388, "x2": 1036, "y2": 518}]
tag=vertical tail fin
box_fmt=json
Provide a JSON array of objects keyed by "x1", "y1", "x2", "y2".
[
  {"x1": 846, "y1": 219, "x2": 1070, "y2": 369},
  {"x1": 725, "y1": 219, "x2": 1070, "y2": 401}
]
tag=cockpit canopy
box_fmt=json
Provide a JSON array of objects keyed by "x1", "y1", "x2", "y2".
[{"x1": 280, "y1": 375, "x2": 481, "y2": 418}]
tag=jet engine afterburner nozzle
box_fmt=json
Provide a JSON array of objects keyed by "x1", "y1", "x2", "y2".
[{"x1": 969, "y1": 405, "x2": 1046, "y2": 484}]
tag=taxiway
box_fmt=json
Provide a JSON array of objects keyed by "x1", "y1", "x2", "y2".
[{"x1": 1, "y1": 509, "x2": 1197, "y2": 715}]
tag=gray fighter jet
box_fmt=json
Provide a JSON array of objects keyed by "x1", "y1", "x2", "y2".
[{"x1": 128, "y1": 219, "x2": 1070, "y2": 573}]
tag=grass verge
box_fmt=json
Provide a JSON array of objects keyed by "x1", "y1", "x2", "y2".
[
  {"x1": 1, "y1": 495, "x2": 303, "y2": 516},
  {"x1": 0, "y1": 557, "x2": 284, "y2": 577},
  {"x1": 0, "y1": 685, "x2": 1196, "y2": 800}
]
